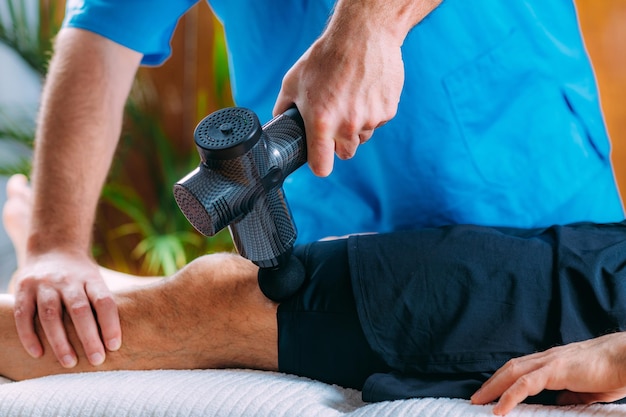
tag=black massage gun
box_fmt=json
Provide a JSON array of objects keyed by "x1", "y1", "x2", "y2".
[{"x1": 173, "y1": 106, "x2": 307, "y2": 301}]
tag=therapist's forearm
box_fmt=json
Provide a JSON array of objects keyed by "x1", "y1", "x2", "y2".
[{"x1": 29, "y1": 28, "x2": 142, "y2": 255}]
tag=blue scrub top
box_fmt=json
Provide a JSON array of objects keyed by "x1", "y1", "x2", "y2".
[{"x1": 64, "y1": 0, "x2": 624, "y2": 243}]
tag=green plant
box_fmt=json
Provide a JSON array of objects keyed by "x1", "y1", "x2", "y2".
[
  {"x1": 98, "y1": 92, "x2": 234, "y2": 276},
  {"x1": 92, "y1": 14, "x2": 236, "y2": 276},
  {"x1": 0, "y1": 0, "x2": 53, "y2": 74},
  {"x1": 0, "y1": 0, "x2": 55, "y2": 175},
  {"x1": 0, "y1": 112, "x2": 34, "y2": 176}
]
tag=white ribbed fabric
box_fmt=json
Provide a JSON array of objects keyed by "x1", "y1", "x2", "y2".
[{"x1": 0, "y1": 369, "x2": 622, "y2": 417}]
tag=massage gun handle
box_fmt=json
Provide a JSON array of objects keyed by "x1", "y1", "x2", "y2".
[
  {"x1": 262, "y1": 107, "x2": 307, "y2": 177},
  {"x1": 230, "y1": 107, "x2": 307, "y2": 268}
]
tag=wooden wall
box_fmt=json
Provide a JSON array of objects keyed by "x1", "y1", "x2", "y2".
[
  {"x1": 576, "y1": 0, "x2": 626, "y2": 201},
  {"x1": 135, "y1": 2, "x2": 232, "y2": 155}
]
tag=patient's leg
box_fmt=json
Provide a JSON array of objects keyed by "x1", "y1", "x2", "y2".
[
  {"x1": 0, "y1": 176, "x2": 278, "y2": 380},
  {"x1": 0, "y1": 252, "x2": 278, "y2": 380},
  {"x1": 0, "y1": 175, "x2": 277, "y2": 380}
]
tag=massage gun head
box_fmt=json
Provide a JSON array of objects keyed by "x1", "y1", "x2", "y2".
[{"x1": 173, "y1": 106, "x2": 306, "y2": 269}]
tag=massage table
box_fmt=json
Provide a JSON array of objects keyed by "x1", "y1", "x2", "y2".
[{"x1": 1, "y1": 369, "x2": 624, "y2": 416}]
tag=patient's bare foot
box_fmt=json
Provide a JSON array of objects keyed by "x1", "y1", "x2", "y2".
[{"x1": 2, "y1": 174, "x2": 31, "y2": 268}]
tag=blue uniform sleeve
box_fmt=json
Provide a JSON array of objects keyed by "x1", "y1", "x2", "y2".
[{"x1": 62, "y1": 0, "x2": 199, "y2": 66}]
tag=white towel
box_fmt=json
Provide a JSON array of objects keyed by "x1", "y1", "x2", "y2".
[{"x1": 0, "y1": 369, "x2": 623, "y2": 417}]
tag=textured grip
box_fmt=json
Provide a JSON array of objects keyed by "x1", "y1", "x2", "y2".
[
  {"x1": 263, "y1": 110, "x2": 306, "y2": 175},
  {"x1": 230, "y1": 188, "x2": 294, "y2": 267},
  {"x1": 231, "y1": 111, "x2": 306, "y2": 267}
]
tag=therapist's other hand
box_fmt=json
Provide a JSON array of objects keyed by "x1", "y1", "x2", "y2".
[
  {"x1": 470, "y1": 332, "x2": 626, "y2": 415},
  {"x1": 273, "y1": 11, "x2": 403, "y2": 177},
  {"x1": 12, "y1": 252, "x2": 121, "y2": 368}
]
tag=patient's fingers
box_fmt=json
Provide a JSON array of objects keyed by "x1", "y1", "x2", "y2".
[
  {"x1": 471, "y1": 353, "x2": 550, "y2": 415},
  {"x1": 492, "y1": 367, "x2": 551, "y2": 415},
  {"x1": 472, "y1": 334, "x2": 626, "y2": 415}
]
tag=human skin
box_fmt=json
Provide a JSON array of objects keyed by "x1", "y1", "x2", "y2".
[
  {"x1": 12, "y1": 28, "x2": 143, "y2": 367},
  {"x1": 2, "y1": 174, "x2": 276, "y2": 380},
  {"x1": 0, "y1": 252, "x2": 277, "y2": 382},
  {"x1": 4, "y1": 175, "x2": 626, "y2": 414},
  {"x1": 472, "y1": 333, "x2": 626, "y2": 415},
  {"x1": 274, "y1": 0, "x2": 443, "y2": 176},
  {"x1": 15, "y1": 0, "x2": 442, "y2": 370}
]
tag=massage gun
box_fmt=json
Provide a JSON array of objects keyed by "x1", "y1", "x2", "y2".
[{"x1": 173, "y1": 106, "x2": 307, "y2": 301}]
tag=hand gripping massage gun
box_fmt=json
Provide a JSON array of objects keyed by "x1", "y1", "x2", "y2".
[{"x1": 173, "y1": 107, "x2": 307, "y2": 302}]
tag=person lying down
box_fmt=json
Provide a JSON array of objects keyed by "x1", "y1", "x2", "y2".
[{"x1": 2, "y1": 174, "x2": 626, "y2": 416}]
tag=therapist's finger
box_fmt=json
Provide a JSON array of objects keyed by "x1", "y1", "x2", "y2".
[
  {"x1": 63, "y1": 285, "x2": 106, "y2": 366},
  {"x1": 334, "y1": 134, "x2": 361, "y2": 160},
  {"x1": 272, "y1": 93, "x2": 293, "y2": 117},
  {"x1": 37, "y1": 286, "x2": 77, "y2": 368},
  {"x1": 13, "y1": 287, "x2": 43, "y2": 358},
  {"x1": 86, "y1": 280, "x2": 121, "y2": 352},
  {"x1": 305, "y1": 117, "x2": 336, "y2": 177}
]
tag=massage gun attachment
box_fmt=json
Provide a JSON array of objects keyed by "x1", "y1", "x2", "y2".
[{"x1": 173, "y1": 106, "x2": 307, "y2": 301}]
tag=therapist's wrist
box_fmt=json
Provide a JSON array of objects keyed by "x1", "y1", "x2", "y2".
[{"x1": 328, "y1": 0, "x2": 442, "y2": 46}]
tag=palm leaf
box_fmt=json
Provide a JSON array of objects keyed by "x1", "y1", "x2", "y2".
[{"x1": 0, "y1": 0, "x2": 54, "y2": 76}]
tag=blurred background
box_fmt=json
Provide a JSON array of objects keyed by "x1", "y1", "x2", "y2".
[{"x1": 0, "y1": 0, "x2": 625, "y2": 290}]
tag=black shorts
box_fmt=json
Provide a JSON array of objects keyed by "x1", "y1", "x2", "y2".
[
  {"x1": 277, "y1": 238, "x2": 390, "y2": 390},
  {"x1": 278, "y1": 223, "x2": 626, "y2": 403}
]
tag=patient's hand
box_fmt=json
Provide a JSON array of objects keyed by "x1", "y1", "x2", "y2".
[{"x1": 471, "y1": 332, "x2": 626, "y2": 415}]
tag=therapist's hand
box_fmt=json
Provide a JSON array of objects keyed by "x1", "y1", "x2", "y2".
[
  {"x1": 274, "y1": 31, "x2": 402, "y2": 177},
  {"x1": 12, "y1": 251, "x2": 121, "y2": 368},
  {"x1": 273, "y1": 7, "x2": 404, "y2": 177},
  {"x1": 274, "y1": 0, "x2": 443, "y2": 177},
  {"x1": 471, "y1": 332, "x2": 626, "y2": 415}
]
